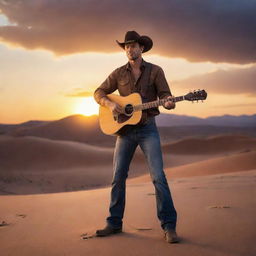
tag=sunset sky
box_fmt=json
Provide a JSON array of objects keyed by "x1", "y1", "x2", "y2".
[{"x1": 0, "y1": 0, "x2": 255, "y2": 124}]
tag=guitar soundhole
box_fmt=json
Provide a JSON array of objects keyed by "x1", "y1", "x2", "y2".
[
  {"x1": 114, "y1": 104, "x2": 134, "y2": 124},
  {"x1": 124, "y1": 104, "x2": 134, "y2": 116}
]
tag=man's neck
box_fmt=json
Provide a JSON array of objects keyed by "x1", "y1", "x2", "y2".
[{"x1": 129, "y1": 57, "x2": 143, "y2": 69}]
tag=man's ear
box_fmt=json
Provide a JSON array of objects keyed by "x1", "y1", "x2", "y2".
[{"x1": 140, "y1": 45, "x2": 144, "y2": 52}]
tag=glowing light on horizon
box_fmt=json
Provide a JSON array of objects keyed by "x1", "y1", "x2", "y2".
[{"x1": 74, "y1": 97, "x2": 99, "y2": 116}]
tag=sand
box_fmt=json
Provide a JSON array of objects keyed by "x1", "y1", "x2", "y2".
[
  {"x1": 0, "y1": 133, "x2": 256, "y2": 255},
  {"x1": 0, "y1": 170, "x2": 255, "y2": 256}
]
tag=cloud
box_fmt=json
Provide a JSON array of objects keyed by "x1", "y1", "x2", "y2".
[
  {"x1": 64, "y1": 88, "x2": 93, "y2": 97},
  {"x1": 214, "y1": 103, "x2": 256, "y2": 109},
  {"x1": 0, "y1": 0, "x2": 255, "y2": 64},
  {"x1": 173, "y1": 66, "x2": 256, "y2": 95}
]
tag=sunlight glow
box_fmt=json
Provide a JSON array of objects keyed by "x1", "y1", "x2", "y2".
[{"x1": 74, "y1": 97, "x2": 99, "y2": 116}]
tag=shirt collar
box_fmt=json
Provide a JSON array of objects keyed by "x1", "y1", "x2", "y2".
[{"x1": 125, "y1": 59, "x2": 146, "y2": 71}]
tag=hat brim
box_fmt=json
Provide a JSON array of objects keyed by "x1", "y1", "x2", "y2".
[{"x1": 116, "y1": 35, "x2": 153, "y2": 53}]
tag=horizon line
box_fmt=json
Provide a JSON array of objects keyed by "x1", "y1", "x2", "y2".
[{"x1": 1, "y1": 112, "x2": 256, "y2": 125}]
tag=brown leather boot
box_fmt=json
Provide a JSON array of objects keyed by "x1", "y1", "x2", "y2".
[
  {"x1": 164, "y1": 229, "x2": 180, "y2": 243},
  {"x1": 96, "y1": 225, "x2": 122, "y2": 237}
]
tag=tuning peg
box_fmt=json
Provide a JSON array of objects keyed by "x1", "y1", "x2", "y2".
[{"x1": 201, "y1": 100, "x2": 204, "y2": 103}]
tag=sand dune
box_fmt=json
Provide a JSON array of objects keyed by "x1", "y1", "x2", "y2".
[
  {"x1": 1, "y1": 134, "x2": 255, "y2": 172},
  {"x1": 0, "y1": 135, "x2": 115, "y2": 194},
  {"x1": 0, "y1": 135, "x2": 145, "y2": 194},
  {"x1": 0, "y1": 135, "x2": 114, "y2": 170},
  {"x1": 7, "y1": 114, "x2": 115, "y2": 147},
  {"x1": 0, "y1": 170, "x2": 255, "y2": 256},
  {"x1": 129, "y1": 150, "x2": 256, "y2": 184},
  {"x1": 1, "y1": 134, "x2": 256, "y2": 194},
  {"x1": 162, "y1": 135, "x2": 256, "y2": 154}
]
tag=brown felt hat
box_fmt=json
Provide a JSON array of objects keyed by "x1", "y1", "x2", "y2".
[{"x1": 116, "y1": 31, "x2": 153, "y2": 53}]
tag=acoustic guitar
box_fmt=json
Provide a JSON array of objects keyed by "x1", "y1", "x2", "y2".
[{"x1": 99, "y1": 90, "x2": 207, "y2": 135}]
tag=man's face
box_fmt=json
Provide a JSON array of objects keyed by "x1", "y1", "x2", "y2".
[{"x1": 124, "y1": 42, "x2": 144, "y2": 61}]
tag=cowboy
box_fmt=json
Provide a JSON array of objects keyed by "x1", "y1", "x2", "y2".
[{"x1": 94, "y1": 31, "x2": 179, "y2": 243}]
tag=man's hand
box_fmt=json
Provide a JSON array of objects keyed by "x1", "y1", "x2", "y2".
[
  {"x1": 108, "y1": 101, "x2": 123, "y2": 115},
  {"x1": 100, "y1": 97, "x2": 123, "y2": 114},
  {"x1": 163, "y1": 96, "x2": 176, "y2": 110}
]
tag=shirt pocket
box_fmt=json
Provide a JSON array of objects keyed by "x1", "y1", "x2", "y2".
[
  {"x1": 117, "y1": 76, "x2": 131, "y2": 95},
  {"x1": 118, "y1": 76, "x2": 130, "y2": 86}
]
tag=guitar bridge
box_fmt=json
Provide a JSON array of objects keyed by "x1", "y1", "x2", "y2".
[
  {"x1": 113, "y1": 114, "x2": 118, "y2": 122},
  {"x1": 113, "y1": 113, "x2": 132, "y2": 124}
]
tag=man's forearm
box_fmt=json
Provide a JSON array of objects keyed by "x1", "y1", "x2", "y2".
[
  {"x1": 94, "y1": 88, "x2": 114, "y2": 107},
  {"x1": 99, "y1": 96, "x2": 123, "y2": 114},
  {"x1": 99, "y1": 96, "x2": 114, "y2": 107}
]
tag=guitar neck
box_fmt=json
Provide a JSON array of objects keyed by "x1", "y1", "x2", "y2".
[{"x1": 134, "y1": 95, "x2": 185, "y2": 111}]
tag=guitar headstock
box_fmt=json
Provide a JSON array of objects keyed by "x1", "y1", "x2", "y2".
[{"x1": 184, "y1": 89, "x2": 207, "y2": 102}]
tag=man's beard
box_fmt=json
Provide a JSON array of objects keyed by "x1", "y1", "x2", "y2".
[{"x1": 129, "y1": 55, "x2": 139, "y2": 61}]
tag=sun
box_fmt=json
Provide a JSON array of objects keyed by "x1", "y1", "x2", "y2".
[{"x1": 74, "y1": 96, "x2": 99, "y2": 116}]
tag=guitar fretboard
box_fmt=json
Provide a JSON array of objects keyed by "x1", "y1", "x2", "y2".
[{"x1": 133, "y1": 96, "x2": 185, "y2": 111}]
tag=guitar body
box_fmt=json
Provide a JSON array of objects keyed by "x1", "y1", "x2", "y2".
[
  {"x1": 99, "y1": 93, "x2": 142, "y2": 135},
  {"x1": 98, "y1": 89, "x2": 207, "y2": 135}
]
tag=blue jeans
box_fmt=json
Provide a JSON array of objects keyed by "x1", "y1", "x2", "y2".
[{"x1": 106, "y1": 117, "x2": 177, "y2": 231}]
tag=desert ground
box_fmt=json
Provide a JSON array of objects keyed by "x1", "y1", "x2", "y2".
[{"x1": 1, "y1": 121, "x2": 256, "y2": 255}]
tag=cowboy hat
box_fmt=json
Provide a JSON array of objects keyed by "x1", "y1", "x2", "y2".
[{"x1": 116, "y1": 31, "x2": 153, "y2": 53}]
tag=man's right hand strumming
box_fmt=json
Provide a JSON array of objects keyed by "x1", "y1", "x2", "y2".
[{"x1": 100, "y1": 97, "x2": 123, "y2": 115}]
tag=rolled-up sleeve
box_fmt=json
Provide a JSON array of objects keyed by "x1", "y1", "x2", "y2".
[
  {"x1": 94, "y1": 69, "x2": 118, "y2": 104},
  {"x1": 154, "y1": 67, "x2": 172, "y2": 99}
]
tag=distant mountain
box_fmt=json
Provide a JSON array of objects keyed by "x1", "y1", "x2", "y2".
[
  {"x1": 156, "y1": 114, "x2": 256, "y2": 127},
  {"x1": 205, "y1": 115, "x2": 256, "y2": 127},
  {"x1": 158, "y1": 125, "x2": 256, "y2": 143},
  {"x1": 0, "y1": 120, "x2": 50, "y2": 134},
  {"x1": 156, "y1": 114, "x2": 205, "y2": 126}
]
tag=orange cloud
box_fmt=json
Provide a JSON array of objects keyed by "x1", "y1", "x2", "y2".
[
  {"x1": 214, "y1": 103, "x2": 256, "y2": 109},
  {"x1": 0, "y1": 0, "x2": 255, "y2": 64},
  {"x1": 173, "y1": 66, "x2": 256, "y2": 95},
  {"x1": 65, "y1": 89, "x2": 93, "y2": 97}
]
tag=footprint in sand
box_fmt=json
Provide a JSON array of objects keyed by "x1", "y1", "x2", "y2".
[
  {"x1": 175, "y1": 179, "x2": 187, "y2": 183},
  {"x1": 80, "y1": 232, "x2": 97, "y2": 240},
  {"x1": 127, "y1": 223, "x2": 153, "y2": 232},
  {"x1": 134, "y1": 227, "x2": 153, "y2": 231},
  {"x1": 190, "y1": 186, "x2": 206, "y2": 189},
  {"x1": 0, "y1": 214, "x2": 27, "y2": 228},
  {"x1": 208, "y1": 205, "x2": 231, "y2": 209},
  {"x1": 16, "y1": 214, "x2": 27, "y2": 218},
  {"x1": 0, "y1": 221, "x2": 10, "y2": 227}
]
